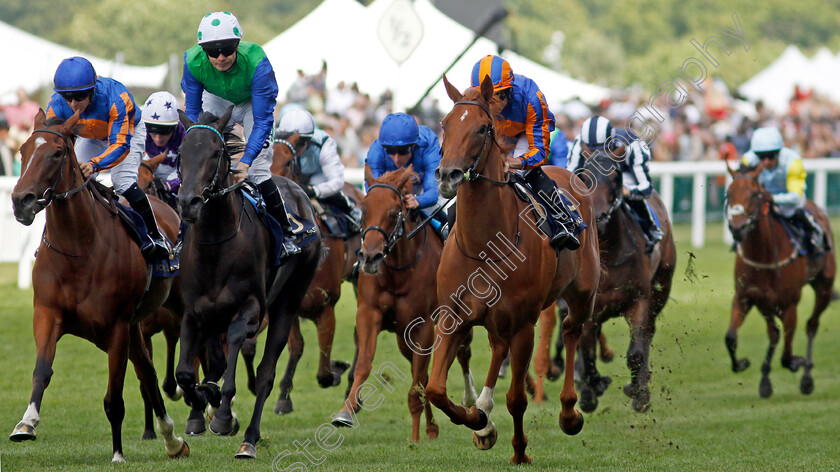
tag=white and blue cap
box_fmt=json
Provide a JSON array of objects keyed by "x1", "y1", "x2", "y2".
[
  {"x1": 750, "y1": 127, "x2": 784, "y2": 154},
  {"x1": 580, "y1": 115, "x2": 613, "y2": 148}
]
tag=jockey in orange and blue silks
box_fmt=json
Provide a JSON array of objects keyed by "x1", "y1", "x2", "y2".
[
  {"x1": 45, "y1": 56, "x2": 169, "y2": 258},
  {"x1": 470, "y1": 55, "x2": 581, "y2": 251}
]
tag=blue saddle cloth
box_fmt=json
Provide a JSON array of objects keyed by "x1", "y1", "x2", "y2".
[
  {"x1": 508, "y1": 173, "x2": 588, "y2": 237},
  {"x1": 627, "y1": 200, "x2": 661, "y2": 228},
  {"x1": 319, "y1": 203, "x2": 352, "y2": 237},
  {"x1": 242, "y1": 190, "x2": 319, "y2": 266},
  {"x1": 115, "y1": 203, "x2": 179, "y2": 278}
]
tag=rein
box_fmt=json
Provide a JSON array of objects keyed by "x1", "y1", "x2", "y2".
[
  {"x1": 31, "y1": 128, "x2": 92, "y2": 206},
  {"x1": 361, "y1": 183, "x2": 425, "y2": 270},
  {"x1": 452, "y1": 100, "x2": 509, "y2": 187},
  {"x1": 596, "y1": 194, "x2": 624, "y2": 224},
  {"x1": 727, "y1": 177, "x2": 790, "y2": 276},
  {"x1": 186, "y1": 124, "x2": 244, "y2": 202}
]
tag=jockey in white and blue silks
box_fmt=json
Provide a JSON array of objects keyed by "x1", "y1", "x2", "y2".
[
  {"x1": 181, "y1": 11, "x2": 299, "y2": 257},
  {"x1": 567, "y1": 116, "x2": 663, "y2": 252},
  {"x1": 129, "y1": 91, "x2": 185, "y2": 198},
  {"x1": 740, "y1": 126, "x2": 825, "y2": 251},
  {"x1": 274, "y1": 107, "x2": 363, "y2": 232},
  {"x1": 45, "y1": 56, "x2": 169, "y2": 258},
  {"x1": 365, "y1": 112, "x2": 448, "y2": 235}
]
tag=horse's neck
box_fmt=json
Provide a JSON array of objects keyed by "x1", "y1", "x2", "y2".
[
  {"x1": 742, "y1": 212, "x2": 792, "y2": 260},
  {"x1": 387, "y1": 218, "x2": 426, "y2": 269},
  {"x1": 194, "y1": 191, "x2": 241, "y2": 239},
  {"x1": 454, "y1": 170, "x2": 517, "y2": 252},
  {"x1": 45, "y1": 181, "x2": 96, "y2": 250},
  {"x1": 601, "y1": 208, "x2": 638, "y2": 265}
]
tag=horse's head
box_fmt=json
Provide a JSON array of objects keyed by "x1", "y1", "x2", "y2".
[
  {"x1": 358, "y1": 166, "x2": 416, "y2": 274},
  {"x1": 177, "y1": 106, "x2": 233, "y2": 223},
  {"x1": 11, "y1": 109, "x2": 82, "y2": 225},
  {"x1": 725, "y1": 163, "x2": 769, "y2": 242},
  {"x1": 581, "y1": 142, "x2": 625, "y2": 233},
  {"x1": 436, "y1": 74, "x2": 502, "y2": 198},
  {"x1": 138, "y1": 152, "x2": 167, "y2": 197},
  {"x1": 271, "y1": 131, "x2": 301, "y2": 179}
]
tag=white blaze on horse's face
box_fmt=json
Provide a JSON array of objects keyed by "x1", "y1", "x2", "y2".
[
  {"x1": 460, "y1": 110, "x2": 469, "y2": 121},
  {"x1": 21, "y1": 137, "x2": 48, "y2": 178},
  {"x1": 728, "y1": 203, "x2": 745, "y2": 220}
]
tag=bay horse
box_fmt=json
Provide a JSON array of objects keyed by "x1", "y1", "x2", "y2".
[
  {"x1": 725, "y1": 164, "x2": 835, "y2": 398},
  {"x1": 137, "y1": 151, "x2": 177, "y2": 209},
  {"x1": 575, "y1": 145, "x2": 676, "y2": 412},
  {"x1": 331, "y1": 166, "x2": 478, "y2": 443},
  {"x1": 9, "y1": 110, "x2": 189, "y2": 462},
  {"x1": 175, "y1": 108, "x2": 321, "y2": 459},
  {"x1": 429, "y1": 75, "x2": 600, "y2": 464}
]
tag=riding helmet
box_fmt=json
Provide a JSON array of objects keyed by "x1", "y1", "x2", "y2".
[
  {"x1": 53, "y1": 57, "x2": 96, "y2": 92},
  {"x1": 471, "y1": 55, "x2": 514, "y2": 91},
  {"x1": 276, "y1": 108, "x2": 316, "y2": 138},
  {"x1": 142, "y1": 91, "x2": 180, "y2": 125},
  {"x1": 197, "y1": 11, "x2": 243, "y2": 44},
  {"x1": 379, "y1": 113, "x2": 419, "y2": 146},
  {"x1": 750, "y1": 127, "x2": 784, "y2": 153},
  {"x1": 580, "y1": 115, "x2": 614, "y2": 148}
]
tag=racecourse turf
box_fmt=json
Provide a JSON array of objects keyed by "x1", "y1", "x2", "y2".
[{"x1": 0, "y1": 221, "x2": 838, "y2": 471}]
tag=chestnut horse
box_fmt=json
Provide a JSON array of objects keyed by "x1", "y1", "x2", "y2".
[
  {"x1": 9, "y1": 110, "x2": 189, "y2": 462},
  {"x1": 331, "y1": 167, "x2": 478, "y2": 442},
  {"x1": 429, "y1": 76, "x2": 600, "y2": 464},
  {"x1": 175, "y1": 108, "x2": 321, "y2": 459},
  {"x1": 725, "y1": 164, "x2": 835, "y2": 398},
  {"x1": 576, "y1": 146, "x2": 676, "y2": 412},
  {"x1": 137, "y1": 152, "x2": 177, "y2": 209}
]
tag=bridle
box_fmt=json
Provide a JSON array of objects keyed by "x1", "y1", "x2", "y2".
[
  {"x1": 596, "y1": 193, "x2": 624, "y2": 224},
  {"x1": 185, "y1": 124, "x2": 243, "y2": 202},
  {"x1": 446, "y1": 100, "x2": 509, "y2": 187},
  {"x1": 361, "y1": 183, "x2": 407, "y2": 257},
  {"x1": 30, "y1": 128, "x2": 91, "y2": 207},
  {"x1": 725, "y1": 176, "x2": 770, "y2": 237}
]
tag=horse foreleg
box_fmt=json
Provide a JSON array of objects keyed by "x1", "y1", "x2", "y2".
[
  {"x1": 726, "y1": 296, "x2": 753, "y2": 373},
  {"x1": 531, "y1": 305, "x2": 556, "y2": 404},
  {"x1": 139, "y1": 327, "x2": 157, "y2": 439},
  {"x1": 333, "y1": 306, "x2": 381, "y2": 426},
  {"x1": 275, "y1": 316, "x2": 303, "y2": 415},
  {"x1": 759, "y1": 310, "x2": 780, "y2": 398},
  {"x1": 426, "y1": 326, "x2": 483, "y2": 431},
  {"x1": 558, "y1": 305, "x2": 586, "y2": 436},
  {"x1": 104, "y1": 323, "x2": 130, "y2": 463},
  {"x1": 456, "y1": 328, "x2": 478, "y2": 408},
  {"x1": 625, "y1": 299, "x2": 653, "y2": 412},
  {"x1": 508, "y1": 325, "x2": 534, "y2": 465},
  {"x1": 211, "y1": 302, "x2": 258, "y2": 436},
  {"x1": 128, "y1": 325, "x2": 188, "y2": 459},
  {"x1": 469, "y1": 332, "x2": 509, "y2": 450},
  {"x1": 802, "y1": 274, "x2": 834, "y2": 394},
  {"x1": 162, "y1": 323, "x2": 182, "y2": 401},
  {"x1": 779, "y1": 303, "x2": 804, "y2": 372},
  {"x1": 396, "y1": 326, "x2": 433, "y2": 442},
  {"x1": 10, "y1": 307, "x2": 62, "y2": 442},
  {"x1": 315, "y1": 306, "x2": 343, "y2": 388},
  {"x1": 175, "y1": 315, "x2": 211, "y2": 436},
  {"x1": 578, "y1": 319, "x2": 604, "y2": 413}
]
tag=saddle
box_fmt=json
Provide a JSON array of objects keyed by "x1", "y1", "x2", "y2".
[
  {"x1": 774, "y1": 210, "x2": 828, "y2": 257},
  {"x1": 241, "y1": 187, "x2": 319, "y2": 266},
  {"x1": 311, "y1": 199, "x2": 353, "y2": 238}
]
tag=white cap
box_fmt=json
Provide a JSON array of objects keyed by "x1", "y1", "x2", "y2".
[
  {"x1": 276, "y1": 108, "x2": 315, "y2": 137},
  {"x1": 142, "y1": 91, "x2": 180, "y2": 125},
  {"x1": 197, "y1": 12, "x2": 242, "y2": 44}
]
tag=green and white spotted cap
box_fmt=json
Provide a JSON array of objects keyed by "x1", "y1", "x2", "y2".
[{"x1": 197, "y1": 11, "x2": 242, "y2": 44}]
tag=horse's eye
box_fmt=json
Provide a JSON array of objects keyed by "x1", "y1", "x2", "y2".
[
  {"x1": 52, "y1": 149, "x2": 63, "y2": 159},
  {"x1": 478, "y1": 124, "x2": 487, "y2": 134}
]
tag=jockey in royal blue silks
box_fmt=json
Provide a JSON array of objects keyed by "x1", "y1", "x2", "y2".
[
  {"x1": 274, "y1": 106, "x2": 363, "y2": 233},
  {"x1": 566, "y1": 115, "x2": 664, "y2": 253},
  {"x1": 46, "y1": 56, "x2": 169, "y2": 258},
  {"x1": 365, "y1": 112, "x2": 449, "y2": 238},
  {"x1": 741, "y1": 126, "x2": 827, "y2": 253},
  {"x1": 181, "y1": 11, "x2": 299, "y2": 258},
  {"x1": 471, "y1": 54, "x2": 581, "y2": 250},
  {"x1": 128, "y1": 91, "x2": 185, "y2": 201}
]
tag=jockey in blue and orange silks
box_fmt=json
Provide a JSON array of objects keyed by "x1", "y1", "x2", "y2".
[
  {"x1": 46, "y1": 56, "x2": 169, "y2": 257},
  {"x1": 470, "y1": 54, "x2": 581, "y2": 250}
]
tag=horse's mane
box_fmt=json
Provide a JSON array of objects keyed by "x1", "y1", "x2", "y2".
[
  {"x1": 460, "y1": 87, "x2": 514, "y2": 154},
  {"x1": 44, "y1": 116, "x2": 66, "y2": 126},
  {"x1": 197, "y1": 111, "x2": 221, "y2": 125},
  {"x1": 375, "y1": 167, "x2": 419, "y2": 194}
]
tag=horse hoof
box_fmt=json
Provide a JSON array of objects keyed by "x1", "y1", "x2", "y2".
[
  {"x1": 210, "y1": 414, "x2": 240, "y2": 436},
  {"x1": 623, "y1": 382, "x2": 636, "y2": 398},
  {"x1": 112, "y1": 452, "x2": 126, "y2": 463},
  {"x1": 9, "y1": 422, "x2": 36, "y2": 442},
  {"x1": 594, "y1": 375, "x2": 613, "y2": 396},
  {"x1": 472, "y1": 426, "x2": 497, "y2": 450},
  {"x1": 234, "y1": 442, "x2": 257, "y2": 459},
  {"x1": 546, "y1": 364, "x2": 561, "y2": 382},
  {"x1": 560, "y1": 410, "x2": 584, "y2": 436},
  {"x1": 579, "y1": 389, "x2": 598, "y2": 413},
  {"x1": 600, "y1": 348, "x2": 615, "y2": 363},
  {"x1": 331, "y1": 410, "x2": 354, "y2": 428},
  {"x1": 632, "y1": 398, "x2": 651, "y2": 413},
  {"x1": 782, "y1": 356, "x2": 804, "y2": 372},
  {"x1": 733, "y1": 358, "x2": 751, "y2": 373},
  {"x1": 142, "y1": 430, "x2": 157, "y2": 440},
  {"x1": 167, "y1": 440, "x2": 190, "y2": 459},
  {"x1": 475, "y1": 408, "x2": 489, "y2": 431},
  {"x1": 510, "y1": 453, "x2": 532, "y2": 465},
  {"x1": 274, "y1": 398, "x2": 294, "y2": 415},
  {"x1": 185, "y1": 418, "x2": 206, "y2": 436},
  {"x1": 166, "y1": 386, "x2": 184, "y2": 402},
  {"x1": 330, "y1": 361, "x2": 351, "y2": 387},
  {"x1": 426, "y1": 422, "x2": 439, "y2": 440},
  {"x1": 759, "y1": 379, "x2": 773, "y2": 398},
  {"x1": 800, "y1": 375, "x2": 815, "y2": 395}
]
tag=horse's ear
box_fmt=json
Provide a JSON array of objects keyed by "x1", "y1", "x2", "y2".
[
  {"x1": 217, "y1": 105, "x2": 234, "y2": 132},
  {"x1": 479, "y1": 75, "x2": 495, "y2": 104},
  {"x1": 396, "y1": 165, "x2": 415, "y2": 192},
  {"x1": 33, "y1": 109, "x2": 47, "y2": 129},
  {"x1": 725, "y1": 158, "x2": 737, "y2": 178},
  {"x1": 60, "y1": 110, "x2": 81, "y2": 137},
  {"x1": 178, "y1": 109, "x2": 194, "y2": 128},
  {"x1": 364, "y1": 163, "x2": 375, "y2": 188},
  {"x1": 443, "y1": 74, "x2": 462, "y2": 103}
]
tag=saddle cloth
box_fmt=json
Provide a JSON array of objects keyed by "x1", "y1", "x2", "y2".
[
  {"x1": 115, "y1": 203, "x2": 179, "y2": 278},
  {"x1": 241, "y1": 190, "x2": 319, "y2": 266}
]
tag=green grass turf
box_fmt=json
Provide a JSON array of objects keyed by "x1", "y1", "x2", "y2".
[{"x1": 0, "y1": 222, "x2": 838, "y2": 471}]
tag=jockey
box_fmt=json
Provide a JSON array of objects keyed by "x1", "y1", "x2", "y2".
[
  {"x1": 567, "y1": 116, "x2": 664, "y2": 253},
  {"x1": 741, "y1": 126, "x2": 825, "y2": 252},
  {"x1": 470, "y1": 55, "x2": 580, "y2": 250},
  {"x1": 129, "y1": 91, "x2": 185, "y2": 202},
  {"x1": 366, "y1": 112, "x2": 449, "y2": 237},
  {"x1": 181, "y1": 11, "x2": 299, "y2": 257},
  {"x1": 274, "y1": 107, "x2": 363, "y2": 233},
  {"x1": 549, "y1": 128, "x2": 569, "y2": 167},
  {"x1": 46, "y1": 56, "x2": 169, "y2": 257}
]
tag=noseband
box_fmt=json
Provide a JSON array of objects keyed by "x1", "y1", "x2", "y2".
[
  {"x1": 447, "y1": 100, "x2": 509, "y2": 187},
  {"x1": 185, "y1": 124, "x2": 243, "y2": 202},
  {"x1": 725, "y1": 177, "x2": 769, "y2": 233},
  {"x1": 596, "y1": 193, "x2": 624, "y2": 224},
  {"x1": 361, "y1": 183, "x2": 406, "y2": 256},
  {"x1": 31, "y1": 128, "x2": 91, "y2": 206}
]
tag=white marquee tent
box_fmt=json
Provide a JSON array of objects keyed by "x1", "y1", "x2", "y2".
[
  {"x1": 1, "y1": 20, "x2": 168, "y2": 103},
  {"x1": 263, "y1": 0, "x2": 609, "y2": 112}
]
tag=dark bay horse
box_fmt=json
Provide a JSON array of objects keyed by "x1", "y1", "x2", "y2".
[
  {"x1": 429, "y1": 76, "x2": 600, "y2": 464},
  {"x1": 576, "y1": 146, "x2": 676, "y2": 412},
  {"x1": 257, "y1": 134, "x2": 362, "y2": 414},
  {"x1": 176, "y1": 108, "x2": 321, "y2": 459},
  {"x1": 9, "y1": 110, "x2": 189, "y2": 462},
  {"x1": 725, "y1": 164, "x2": 835, "y2": 397},
  {"x1": 331, "y1": 166, "x2": 478, "y2": 442}
]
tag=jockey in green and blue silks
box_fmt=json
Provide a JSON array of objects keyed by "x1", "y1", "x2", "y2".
[
  {"x1": 46, "y1": 56, "x2": 169, "y2": 257},
  {"x1": 181, "y1": 11, "x2": 299, "y2": 257}
]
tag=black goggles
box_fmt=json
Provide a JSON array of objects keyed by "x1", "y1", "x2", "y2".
[
  {"x1": 202, "y1": 43, "x2": 238, "y2": 58},
  {"x1": 59, "y1": 89, "x2": 93, "y2": 102},
  {"x1": 384, "y1": 145, "x2": 412, "y2": 155},
  {"x1": 756, "y1": 151, "x2": 779, "y2": 160},
  {"x1": 147, "y1": 124, "x2": 176, "y2": 135}
]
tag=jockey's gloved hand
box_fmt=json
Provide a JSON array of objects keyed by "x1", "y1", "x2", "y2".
[{"x1": 304, "y1": 185, "x2": 316, "y2": 198}]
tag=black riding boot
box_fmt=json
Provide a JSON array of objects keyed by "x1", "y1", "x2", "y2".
[
  {"x1": 626, "y1": 198, "x2": 664, "y2": 253},
  {"x1": 123, "y1": 183, "x2": 170, "y2": 258},
  {"x1": 525, "y1": 168, "x2": 580, "y2": 251},
  {"x1": 791, "y1": 208, "x2": 825, "y2": 253},
  {"x1": 321, "y1": 192, "x2": 363, "y2": 233},
  {"x1": 258, "y1": 179, "x2": 302, "y2": 257}
]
